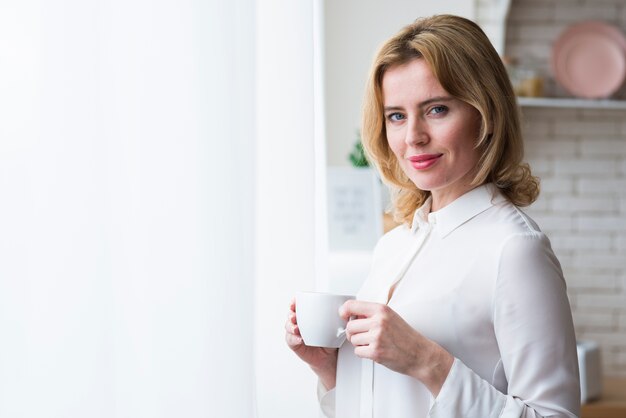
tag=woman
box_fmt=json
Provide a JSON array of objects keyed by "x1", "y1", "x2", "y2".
[{"x1": 285, "y1": 15, "x2": 580, "y2": 418}]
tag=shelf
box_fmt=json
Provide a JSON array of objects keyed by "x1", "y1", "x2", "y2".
[{"x1": 517, "y1": 97, "x2": 626, "y2": 109}]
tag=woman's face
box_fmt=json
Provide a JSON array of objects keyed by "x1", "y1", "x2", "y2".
[{"x1": 382, "y1": 58, "x2": 482, "y2": 211}]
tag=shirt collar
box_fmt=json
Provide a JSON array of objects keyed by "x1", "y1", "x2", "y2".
[
  {"x1": 410, "y1": 183, "x2": 506, "y2": 237},
  {"x1": 410, "y1": 196, "x2": 433, "y2": 232}
]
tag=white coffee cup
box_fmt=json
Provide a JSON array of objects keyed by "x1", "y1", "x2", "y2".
[{"x1": 295, "y1": 291, "x2": 354, "y2": 348}]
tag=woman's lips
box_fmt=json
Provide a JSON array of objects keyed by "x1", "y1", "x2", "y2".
[{"x1": 408, "y1": 154, "x2": 443, "y2": 170}]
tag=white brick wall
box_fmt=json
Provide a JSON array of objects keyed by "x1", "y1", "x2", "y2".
[
  {"x1": 554, "y1": 120, "x2": 621, "y2": 137},
  {"x1": 550, "y1": 234, "x2": 613, "y2": 251},
  {"x1": 578, "y1": 179, "x2": 626, "y2": 196},
  {"x1": 566, "y1": 271, "x2": 619, "y2": 290},
  {"x1": 572, "y1": 311, "x2": 616, "y2": 330},
  {"x1": 506, "y1": 1, "x2": 554, "y2": 23},
  {"x1": 550, "y1": 196, "x2": 617, "y2": 213},
  {"x1": 576, "y1": 216, "x2": 626, "y2": 232},
  {"x1": 501, "y1": 0, "x2": 626, "y2": 99},
  {"x1": 477, "y1": 0, "x2": 626, "y2": 377},
  {"x1": 525, "y1": 139, "x2": 577, "y2": 157},
  {"x1": 581, "y1": 139, "x2": 626, "y2": 157}
]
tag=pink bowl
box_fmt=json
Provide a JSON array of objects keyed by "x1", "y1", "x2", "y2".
[{"x1": 552, "y1": 21, "x2": 626, "y2": 99}]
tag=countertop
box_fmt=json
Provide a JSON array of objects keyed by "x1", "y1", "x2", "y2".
[{"x1": 582, "y1": 378, "x2": 626, "y2": 418}]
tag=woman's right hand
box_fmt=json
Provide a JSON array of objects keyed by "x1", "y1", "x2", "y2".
[{"x1": 285, "y1": 298, "x2": 338, "y2": 390}]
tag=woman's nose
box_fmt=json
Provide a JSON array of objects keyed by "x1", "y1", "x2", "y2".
[{"x1": 405, "y1": 117, "x2": 428, "y2": 146}]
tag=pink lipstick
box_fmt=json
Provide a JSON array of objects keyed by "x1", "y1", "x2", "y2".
[{"x1": 408, "y1": 154, "x2": 442, "y2": 170}]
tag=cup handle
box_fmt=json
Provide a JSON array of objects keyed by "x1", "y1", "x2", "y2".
[{"x1": 336, "y1": 316, "x2": 355, "y2": 338}]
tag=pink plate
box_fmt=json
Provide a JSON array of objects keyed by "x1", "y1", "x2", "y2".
[{"x1": 552, "y1": 21, "x2": 626, "y2": 99}]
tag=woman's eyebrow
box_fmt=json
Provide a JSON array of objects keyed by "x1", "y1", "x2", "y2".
[
  {"x1": 417, "y1": 96, "x2": 454, "y2": 108},
  {"x1": 383, "y1": 96, "x2": 455, "y2": 112}
]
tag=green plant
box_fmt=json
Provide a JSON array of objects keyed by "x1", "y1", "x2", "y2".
[{"x1": 348, "y1": 131, "x2": 369, "y2": 167}]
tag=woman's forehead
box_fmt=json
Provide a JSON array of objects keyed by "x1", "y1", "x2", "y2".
[{"x1": 381, "y1": 59, "x2": 448, "y2": 103}]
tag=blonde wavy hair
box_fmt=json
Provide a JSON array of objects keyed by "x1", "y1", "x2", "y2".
[{"x1": 362, "y1": 14, "x2": 539, "y2": 225}]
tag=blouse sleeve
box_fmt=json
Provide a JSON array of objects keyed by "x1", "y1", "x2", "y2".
[
  {"x1": 429, "y1": 232, "x2": 580, "y2": 418},
  {"x1": 317, "y1": 380, "x2": 335, "y2": 418}
]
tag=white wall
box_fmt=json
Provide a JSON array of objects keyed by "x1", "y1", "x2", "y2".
[{"x1": 324, "y1": 0, "x2": 476, "y2": 166}]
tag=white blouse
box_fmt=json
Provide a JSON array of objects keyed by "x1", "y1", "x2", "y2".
[{"x1": 318, "y1": 184, "x2": 580, "y2": 418}]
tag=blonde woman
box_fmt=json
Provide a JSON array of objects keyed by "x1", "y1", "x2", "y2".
[{"x1": 286, "y1": 15, "x2": 580, "y2": 418}]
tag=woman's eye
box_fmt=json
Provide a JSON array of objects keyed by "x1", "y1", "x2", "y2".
[
  {"x1": 428, "y1": 105, "x2": 448, "y2": 115},
  {"x1": 387, "y1": 112, "x2": 405, "y2": 122}
]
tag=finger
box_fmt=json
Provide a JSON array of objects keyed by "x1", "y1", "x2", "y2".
[
  {"x1": 354, "y1": 345, "x2": 375, "y2": 360},
  {"x1": 288, "y1": 310, "x2": 298, "y2": 325},
  {"x1": 289, "y1": 298, "x2": 296, "y2": 313},
  {"x1": 345, "y1": 317, "x2": 372, "y2": 336},
  {"x1": 286, "y1": 332, "x2": 304, "y2": 348},
  {"x1": 339, "y1": 300, "x2": 386, "y2": 320},
  {"x1": 348, "y1": 330, "x2": 372, "y2": 347},
  {"x1": 284, "y1": 319, "x2": 301, "y2": 336}
]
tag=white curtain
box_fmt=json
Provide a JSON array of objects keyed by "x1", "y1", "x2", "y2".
[
  {"x1": 255, "y1": 0, "x2": 325, "y2": 416},
  {"x1": 0, "y1": 0, "x2": 322, "y2": 417}
]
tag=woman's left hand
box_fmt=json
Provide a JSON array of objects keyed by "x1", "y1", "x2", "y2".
[{"x1": 339, "y1": 300, "x2": 453, "y2": 396}]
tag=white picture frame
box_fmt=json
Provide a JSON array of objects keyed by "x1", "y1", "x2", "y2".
[{"x1": 326, "y1": 167, "x2": 384, "y2": 251}]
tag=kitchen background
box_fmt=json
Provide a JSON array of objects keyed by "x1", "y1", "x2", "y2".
[
  {"x1": 325, "y1": 0, "x2": 626, "y2": 380},
  {"x1": 489, "y1": 0, "x2": 626, "y2": 378}
]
